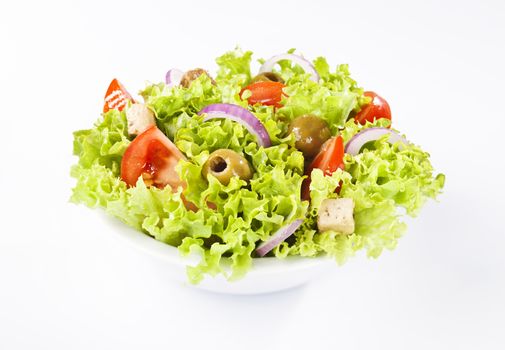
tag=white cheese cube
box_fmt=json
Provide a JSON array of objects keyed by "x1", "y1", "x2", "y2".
[
  {"x1": 317, "y1": 198, "x2": 355, "y2": 234},
  {"x1": 126, "y1": 104, "x2": 155, "y2": 135}
]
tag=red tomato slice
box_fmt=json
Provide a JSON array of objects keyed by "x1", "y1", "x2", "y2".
[
  {"x1": 103, "y1": 78, "x2": 135, "y2": 113},
  {"x1": 354, "y1": 91, "x2": 391, "y2": 125},
  {"x1": 121, "y1": 126, "x2": 185, "y2": 190},
  {"x1": 301, "y1": 136, "x2": 345, "y2": 201},
  {"x1": 240, "y1": 81, "x2": 286, "y2": 108}
]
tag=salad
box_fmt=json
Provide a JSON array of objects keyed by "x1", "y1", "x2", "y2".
[{"x1": 71, "y1": 48, "x2": 444, "y2": 283}]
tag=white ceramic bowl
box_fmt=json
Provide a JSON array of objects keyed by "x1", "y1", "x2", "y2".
[{"x1": 100, "y1": 214, "x2": 334, "y2": 295}]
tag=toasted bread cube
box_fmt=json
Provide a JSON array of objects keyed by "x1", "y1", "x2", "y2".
[
  {"x1": 317, "y1": 198, "x2": 355, "y2": 234},
  {"x1": 126, "y1": 104, "x2": 155, "y2": 135}
]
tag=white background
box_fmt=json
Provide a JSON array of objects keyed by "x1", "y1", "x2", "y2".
[{"x1": 1, "y1": 0, "x2": 504, "y2": 348}]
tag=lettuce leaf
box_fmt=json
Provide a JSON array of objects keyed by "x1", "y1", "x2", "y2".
[
  {"x1": 215, "y1": 47, "x2": 253, "y2": 83},
  {"x1": 70, "y1": 163, "x2": 127, "y2": 209},
  {"x1": 72, "y1": 109, "x2": 130, "y2": 175}
]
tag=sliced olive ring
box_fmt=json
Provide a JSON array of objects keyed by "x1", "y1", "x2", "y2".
[{"x1": 202, "y1": 149, "x2": 253, "y2": 185}]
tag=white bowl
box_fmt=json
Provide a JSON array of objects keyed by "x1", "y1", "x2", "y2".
[{"x1": 100, "y1": 214, "x2": 334, "y2": 295}]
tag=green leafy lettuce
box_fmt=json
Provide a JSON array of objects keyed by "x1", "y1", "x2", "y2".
[
  {"x1": 72, "y1": 109, "x2": 130, "y2": 175},
  {"x1": 215, "y1": 47, "x2": 253, "y2": 83}
]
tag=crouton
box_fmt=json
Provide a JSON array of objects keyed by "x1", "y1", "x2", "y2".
[
  {"x1": 317, "y1": 198, "x2": 355, "y2": 234},
  {"x1": 126, "y1": 104, "x2": 155, "y2": 135}
]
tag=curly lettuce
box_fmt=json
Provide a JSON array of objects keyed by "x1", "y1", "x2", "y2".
[
  {"x1": 215, "y1": 47, "x2": 253, "y2": 83},
  {"x1": 72, "y1": 109, "x2": 130, "y2": 175}
]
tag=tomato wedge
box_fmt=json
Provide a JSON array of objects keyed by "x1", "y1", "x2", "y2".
[
  {"x1": 240, "y1": 81, "x2": 286, "y2": 108},
  {"x1": 354, "y1": 91, "x2": 391, "y2": 125},
  {"x1": 121, "y1": 126, "x2": 185, "y2": 190},
  {"x1": 103, "y1": 78, "x2": 135, "y2": 113},
  {"x1": 301, "y1": 136, "x2": 345, "y2": 201}
]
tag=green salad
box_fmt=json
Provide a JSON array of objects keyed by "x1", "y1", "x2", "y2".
[{"x1": 71, "y1": 48, "x2": 444, "y2": 283}]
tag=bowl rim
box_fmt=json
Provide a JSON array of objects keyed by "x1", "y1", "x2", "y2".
[{"x1": 99, "y1": 212, "x2": 331, "y2": 276}]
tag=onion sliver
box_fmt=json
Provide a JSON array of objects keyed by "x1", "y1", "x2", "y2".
[
  {"x1": 345, "y1": 128, "x2": 409, "y2": 155},
  {"x1": 165, "y1": 68, "x2": 184, "y2": 87},
  {"x1": 256, "y1": 220, "x2": 304, "y2": 257},
  {"x1": 199, "y1": 103, "x2": 271, "y2": 148},
  {"x1": 259, "y1": 53, "x2": 320, "y2": 82}
]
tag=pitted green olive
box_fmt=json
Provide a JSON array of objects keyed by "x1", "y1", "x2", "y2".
[
  {"x1": 287, "y1": 115, "x2": 331, "y2": 158},
  {"x1": 202, "y1": 149, "x2": 253, "y2": 185},
  {"x1": 250, "y1": 72, "x2": 285, "y2": 84}
]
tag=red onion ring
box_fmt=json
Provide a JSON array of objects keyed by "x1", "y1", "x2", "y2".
[
  {"x1": 345, "y1": 128, "x2": 409, "y2": 155},
  {"x1": 256, "y1": 219, "x2": 304, "y2": 257},
  {"x1": 198, "y1": 103, "x2": 272, "y2": 148},
  {"x1": 165, "y1": 68, "x2": 184, "y2": 87},
  {"x1": 259, "y1": 53, "x2": 320, "y2": 82}
]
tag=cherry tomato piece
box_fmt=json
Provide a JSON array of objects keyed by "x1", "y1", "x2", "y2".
[
  {"x1": 354, "y1": 91, "x2": 391, "y2": 125},
  {"x1": 301, "y1": 136, "x2": 345, "y2": 201},
  {"x1": 103, "y1": 78, "x2": 135, "y2": 113},
  {"x1": 121, "y1": 126, "x2": 185, "y2": 190},
  {"x1": 240, "y1": 81, "x2": 286, "y2": 108}
]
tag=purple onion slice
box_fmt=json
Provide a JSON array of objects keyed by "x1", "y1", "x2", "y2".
[
  {"x1": 198, "y1": 103, "x2": 271, "y2": 148},
  {"x1": 345, "y1": 127, "x2": 409, "y2": 156},
  {"x1": 259, "y1": 53, "x2": 320, "y2": 82},
  {"x1": 165, "y1": 68, "x2": 184, "y2": 87},
  {"x1": 256, "y1": 219, "x2": 304, "y2": 257}
]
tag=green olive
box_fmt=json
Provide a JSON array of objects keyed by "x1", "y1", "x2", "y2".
[
  {"x1": 202, "y1": 149, "x2": 253, "y2": 185},
  {"x1": 180, "y1": 68, "x2": 215, "y2": 88},
  {"x1": 250, "y1": 72, "x2": 285, "y2": 84},
  {"x1": 287, "y1": 115, "x2": 331, "y2": 158}
]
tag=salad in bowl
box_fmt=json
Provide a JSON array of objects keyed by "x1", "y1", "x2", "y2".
[{"x1": 71, "y1": 48, "x2": 444, "y2": 285}]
